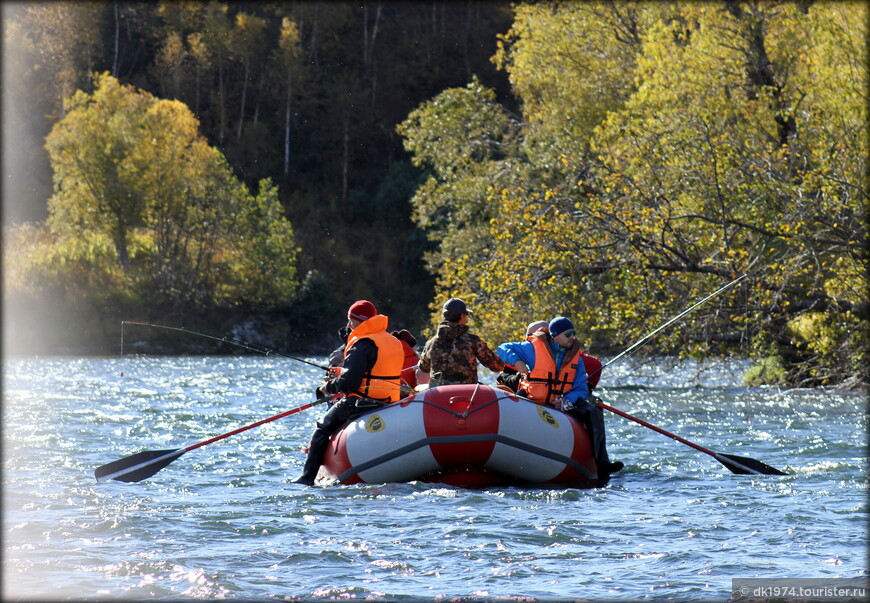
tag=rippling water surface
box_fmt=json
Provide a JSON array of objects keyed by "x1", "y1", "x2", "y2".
[{"x1": 3, "y1": 356, "x2": 866, "y2": 600}]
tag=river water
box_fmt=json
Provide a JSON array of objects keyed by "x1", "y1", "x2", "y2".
[{"x1": 3, "y1": 355, "x2": 866, "y2": 600}]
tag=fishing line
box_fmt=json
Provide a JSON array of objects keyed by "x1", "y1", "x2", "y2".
[{"x1": 121, "y1": 320, "x2": 329, "y2": 370}]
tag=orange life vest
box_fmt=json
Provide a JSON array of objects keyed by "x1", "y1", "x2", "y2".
[
  {"x1": 345, "y1": 315, "x2": 405, "y2": 402},
  {"x1": 519, "y1": 335, "x2": 584, "y2": 405}
]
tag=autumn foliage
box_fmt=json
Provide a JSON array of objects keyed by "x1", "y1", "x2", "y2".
[
  {"x1": 400, "y1": 2, "x2": 867, "y2": 387},
  {"x1": 7, "y1": 73, "x2": 298, "y2": 349},
  {"x1": 3, "y1": 2, "x2": 866, "y2": 386}
]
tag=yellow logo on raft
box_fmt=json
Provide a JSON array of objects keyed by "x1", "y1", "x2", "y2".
[
  {"x1": 536, "y1": 405, "x2": 559, "y2": 428},
  {"x1": 365, "y1": 414, "x2": 385, "y2": 433}
]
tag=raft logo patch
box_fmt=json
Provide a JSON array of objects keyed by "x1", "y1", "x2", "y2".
[
  {"x1": 536, "y1": 405, "x2": 559, "y2": 428},
  {"x1": 365, "y1": 414, "x2": 385, "y2": 433}
]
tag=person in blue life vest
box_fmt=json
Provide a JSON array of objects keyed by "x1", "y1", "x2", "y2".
[
  {"x1": 294, "y1": 300, "x2": 405, "y2": 486},
  {"x1": 497, "y1": 316, "x2": 623, "y2": 480}
]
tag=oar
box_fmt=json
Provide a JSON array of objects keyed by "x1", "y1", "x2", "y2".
[
  {"x1": 574, "y1": 274, "x2": 784, "y2": 475},
  {"x1": 595, "y1": 397, "x2": 786, "y2": 475},
  {"x1": 95, "y1": 397, "x2": 331, "y2": 483}
]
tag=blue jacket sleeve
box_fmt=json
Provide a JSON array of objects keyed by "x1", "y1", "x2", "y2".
[
  {"x1": 496, "y1": 341, "x2": 536, "y2": 368},
  {"x1": 562, "y1": 356, "x2": 590, "y2": 404}
]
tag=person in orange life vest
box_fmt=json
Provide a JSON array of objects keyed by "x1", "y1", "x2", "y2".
[
  {"x1": 496, "y1": 318, "x2": 588, "y2": 404},
  {"x1": 294, "y1": 300, "x2": 405, "y2": 485},
  {"x1": 496, "y1": 320, "x2": 548, "y2": 391},
  {"x1": 498, "y1": 317, "x2": 622, "y2": 476},
  {"x1": 324, "y1": 326, "x2": 419, "y2": 394},
  {"x1": 497, "y1": 318, "x2": 605, "y2": 394}
]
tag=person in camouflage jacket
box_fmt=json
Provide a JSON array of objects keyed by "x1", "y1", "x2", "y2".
[{"x1": 418, "y1": 298, "x2": 505, "y2": 385}]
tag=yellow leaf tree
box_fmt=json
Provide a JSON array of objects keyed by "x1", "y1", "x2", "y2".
[
  {"x1": 38, "y1": 72, "x2": 298, "y2": 314},
  {"x1": 401, "y1": 2, "x2": 868, "y2": 386}
]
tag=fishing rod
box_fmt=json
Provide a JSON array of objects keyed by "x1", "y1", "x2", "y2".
[
  {"x1": 121, "y1": 320, "x2": 329, "y2": 370},
  {"x1": 576, "y1": 272, "x2": 785, "y2": 475},
  {"x1": 585, "y1": 272, "x2": 749, "y2": 383},
  {"x1": 122, "y1": 320, "x2": 416, "y2": 395}
]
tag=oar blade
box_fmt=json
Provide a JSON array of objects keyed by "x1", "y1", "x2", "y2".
[
  {"x1": 95, "y1": 448, "x2": 185, "y2": 483},
  {"x1": 715, "y1": 452, "x2": 787, "y2": 476}
]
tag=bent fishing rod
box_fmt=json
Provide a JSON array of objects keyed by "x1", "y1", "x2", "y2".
[
  {"x1": 577, "y1": 273, "x2": 785, "y2": 475},
  {"x1": 121, "y1": 320, "x2": 329, "y2": 370},
  {"x1": 584, "y1": 272, "x2": 749, "y2": 384}
]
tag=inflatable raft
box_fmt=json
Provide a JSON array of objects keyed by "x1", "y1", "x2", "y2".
[{"x1": 317, "y1": 384, "x2": 602, "y2": 488}]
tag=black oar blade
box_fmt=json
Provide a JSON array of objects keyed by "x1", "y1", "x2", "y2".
[
  {"x1": 715, "y1": 453, "x2": 787, "y2": 476},
  {"x1": 95, "y1": 448, "x2": 185, "y2": 483}
]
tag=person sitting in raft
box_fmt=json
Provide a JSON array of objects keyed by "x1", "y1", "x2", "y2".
[
  {"x1": 497, "y1": 316, "x2": 623, "y2": 478},
  {"x1": 392, "y1": 329, "x2": 420, "y2": 390},
  {"x1": 418, "y1": 298, "x2": 506, "y2": 387},
  {"x1": 496, "y1": 320, "x2": 548, "y2": 391},
  {"x1": 324, "y1": 323, "x2": 419, "y2": 396},
  {"x1": 497, "y1": 319, "x2": 605, "y2": 392},
  {"x1": 294, "y1": 299, "x2": 405, "y2": 486}
]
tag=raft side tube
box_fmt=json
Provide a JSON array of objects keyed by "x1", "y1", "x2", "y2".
[{"x1": 318, "y1": 384, "x2": 599, "y2": 487}]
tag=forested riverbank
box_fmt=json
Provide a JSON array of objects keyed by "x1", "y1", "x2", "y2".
[
  {"x1": 4, "y1": 2, "x2": 514, "y2": 355},
  {"x1": 3, "y1": 2, "x2": 867, "y2": 387}
]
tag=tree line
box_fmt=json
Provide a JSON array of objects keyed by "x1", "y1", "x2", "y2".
[
  {"x1": 398, "y1": 2, "x2": 867, "y2": 387},
  {"x1": 3, "y1": 1, "x2": 867, "y2": 387},
  {"x1": 4, "y1": 1, "x2": 513, "y2": 354}
]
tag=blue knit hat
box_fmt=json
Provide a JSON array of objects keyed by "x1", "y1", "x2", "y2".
[{"x1": 548, "y1": 317, "x2": 574, "y2": 337}]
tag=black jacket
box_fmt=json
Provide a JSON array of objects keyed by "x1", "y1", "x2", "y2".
[{"x1": 323, "y1": 337, "x2": 378, "y2": 396}]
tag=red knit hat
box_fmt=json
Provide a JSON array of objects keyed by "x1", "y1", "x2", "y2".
[{"x1": 348, "y1": 300, "x2": 377, "y2": 322}]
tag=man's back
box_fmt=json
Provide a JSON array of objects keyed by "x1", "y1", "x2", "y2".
[{"x1": 420, "y1": 321, "x2": 502, "y2": 384}]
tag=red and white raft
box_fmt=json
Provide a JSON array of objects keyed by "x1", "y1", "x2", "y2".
[{"x1": 317, "y1": 384, "x2": 601, "y2": 488}]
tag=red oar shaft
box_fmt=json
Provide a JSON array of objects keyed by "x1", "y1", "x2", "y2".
[
  {"x1": 595, "y1": 399, "x2": 786, "y2": 475},
  {"x1": 596, "y1": 401, "x2": 715, "y2": 455},
  {"x1": 95, "y1": 398, "x2": 330, "y2": 483},
  {"x1": 185, "y1": 399, "x2": 325, "y2": 453}
]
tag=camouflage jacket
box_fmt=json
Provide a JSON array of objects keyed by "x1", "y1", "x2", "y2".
[{"x1": 418, "y1": 321, "x2": 505, "y2": 384}]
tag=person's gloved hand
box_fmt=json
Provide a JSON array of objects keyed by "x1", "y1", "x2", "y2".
[
  {"x1": 557, "y1": 397, "x2": 576, "y2": 412},
  {"x1": 496, "y1": 371, "x2": 523, "y2": 391}
]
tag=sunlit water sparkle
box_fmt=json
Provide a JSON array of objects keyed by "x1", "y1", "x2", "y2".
[{"x1": 3, "y1": 356, "x2": 866, "y2": 600}]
